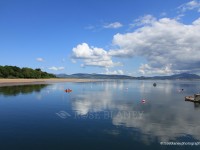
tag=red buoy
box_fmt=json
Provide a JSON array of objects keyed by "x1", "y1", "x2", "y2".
[
  {"x1": 65, "y1": 89, "x2": 72, "y2": 93},
  {"x1": 142, "y1": 99, "x2": 146, "y2": 103}
]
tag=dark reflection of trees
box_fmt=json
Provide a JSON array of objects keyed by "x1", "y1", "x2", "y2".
[{"x1": 0, "y1": 84, "x2": 49, "y2": 96}]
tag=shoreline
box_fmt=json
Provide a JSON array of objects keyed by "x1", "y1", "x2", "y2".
[{"x1": 0, "y1": 78, "x2": 97, "y2": 87}]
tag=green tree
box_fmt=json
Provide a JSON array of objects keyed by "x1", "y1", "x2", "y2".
[{"x1": 0, "y1": 66, "x2": 56, "y2": 79}]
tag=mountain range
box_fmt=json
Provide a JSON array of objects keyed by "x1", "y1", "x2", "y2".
[{"x1": 56, "y1": 73, "x2": 200, "y2": 80}]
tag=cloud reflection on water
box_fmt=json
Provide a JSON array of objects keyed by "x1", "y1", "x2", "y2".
[{"x1": 71, "y1": 80, "x2": 200, "y2": 142}]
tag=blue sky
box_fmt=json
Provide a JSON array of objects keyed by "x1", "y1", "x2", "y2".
[{"x1": 1, "y1": 0, "x2": 200, "y2": 76}]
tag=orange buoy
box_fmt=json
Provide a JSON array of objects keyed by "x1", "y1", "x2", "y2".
[{"x1": 65, "y1": 89, "x2": 72, "y2": 93}]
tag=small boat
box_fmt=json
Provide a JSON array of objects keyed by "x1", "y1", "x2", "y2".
[
  {"x1": 185, "y1": 96, "x2": 195, "y2": 102},
  {"x1": 65, "y1": 89, "x2": 72, "y2": 93},
  {"x1": 185, "y1": 94, "x2": 200, "y2": 102},
  {"x1": 153, "y1": 83, "x2": 157, "y2": 87}
]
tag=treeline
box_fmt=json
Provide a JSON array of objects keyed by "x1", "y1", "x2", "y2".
[{"x1": 0, "y1": 65, "x2": 56, "y2": 78}]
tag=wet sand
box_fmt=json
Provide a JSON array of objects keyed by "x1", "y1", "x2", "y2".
[{"x1": 0, "y1": 78, "x2": 96, "y2": 87}]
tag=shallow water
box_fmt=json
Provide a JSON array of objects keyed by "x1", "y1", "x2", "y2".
[{"x1": 0, "y1": 80, "x2": 200, "y2": 150}]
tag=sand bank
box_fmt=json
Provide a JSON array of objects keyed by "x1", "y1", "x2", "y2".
[{"x1": 0, "y1": 78, "x2": 96, "y2": 87}]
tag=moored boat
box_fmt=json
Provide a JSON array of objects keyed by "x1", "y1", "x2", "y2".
[{"x1": 185, "y1": 94, "x2": 200, "y2": 102}]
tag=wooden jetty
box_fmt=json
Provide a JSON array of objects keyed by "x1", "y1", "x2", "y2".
[{"x1": 185, "y1": 94, "x2": 200, "y2": 103}]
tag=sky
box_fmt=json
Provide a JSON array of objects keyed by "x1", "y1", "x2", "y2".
[{"x1": 0, "y1": 0, "x2": 200, "y2": 76}]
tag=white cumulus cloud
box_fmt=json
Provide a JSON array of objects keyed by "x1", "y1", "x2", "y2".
[
  {"x1": 139, "y1": 64, "x2": 173, "y2": 75},
  {"x1": 109, "y1": 16, "x2": 200, "y2": 75},
  {"x1": 48, "y1": 66, "x2": 65, "y2": 71},
  {"x1": 103, "y1": 68, "x2": 124, "y2": 75},
  {"x1": 130, "y1": 14, "x2": 156, "y2": 27},
  {"x1": 72, "y1": 43, "x2": 122, "y2": 68},
  {"x1": 178, "y1": 0, "x2": 200, "y2": 12},
  {"x1": 103, "y1": 22, "x2": 123, "y2": 29},
  {"x1": 36, "y1": 58, "x2": 44, "y2": 62}
]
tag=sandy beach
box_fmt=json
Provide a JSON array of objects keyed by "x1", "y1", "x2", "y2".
[{"x1": 0, "y1": 78, "x2": 96, "y2": 87}]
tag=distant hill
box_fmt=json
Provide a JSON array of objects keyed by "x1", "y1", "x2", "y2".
[
  {"x1": 150, "y1": 73, "x2": 200, "y2": 80},
  {"x1": 56, "y1": 73, "x2": 70, "y2": 78},
  {"x1": 56, "y1": 73, "x2": 200, "y2": 79},
  {"x1": 170, "y1": 73, "x2": 200, "y2": 79},
  {"x1": 57, "y1": 73, "x2": 134, "y2": 79}
]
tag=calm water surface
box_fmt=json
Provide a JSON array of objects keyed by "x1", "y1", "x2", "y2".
[{"x1": 0, "y1": 80, "x2": 200, "y2": 150}]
